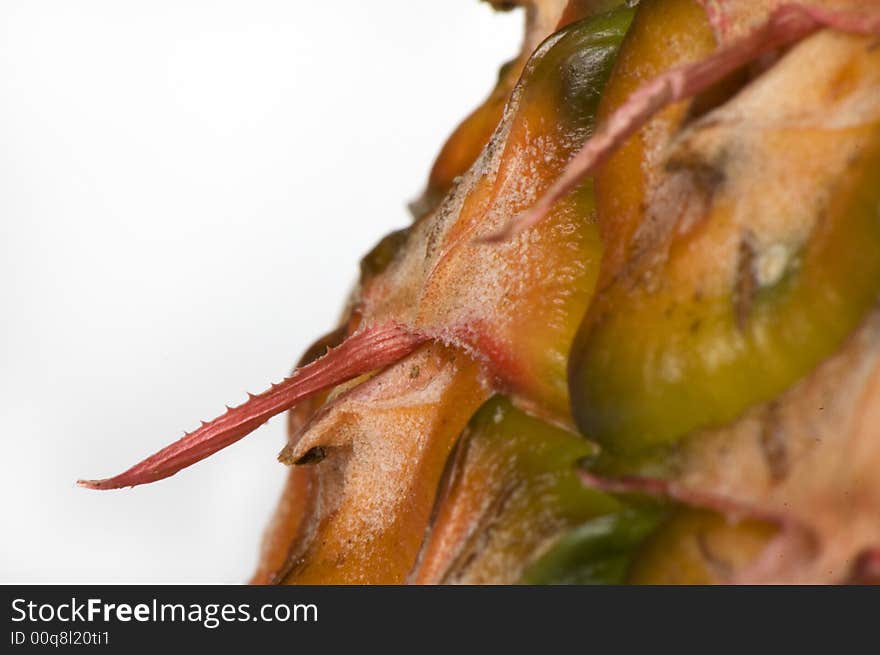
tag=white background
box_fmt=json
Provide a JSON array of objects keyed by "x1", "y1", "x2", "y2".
[{"x1": 1, "y1": 0, "x2": 520, "y2": 582}]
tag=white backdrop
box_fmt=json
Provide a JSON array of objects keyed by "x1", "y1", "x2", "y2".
[{"x1": 0, "y1": 0, "x2": 520, "y2": 583}]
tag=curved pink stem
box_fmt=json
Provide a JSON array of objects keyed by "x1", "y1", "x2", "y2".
[
  {"x1": 578, "y1": 466, "x2": 819, "y2": 583},
  {"x1": 483, "y1": 3, "x2": 880, "y2": 243},
  {"x1": 78, "y1": 322, "x2": 427, "y2": 490},
  {"x1": 578, "y1": 468, "x2": 795, "y2": 527}
]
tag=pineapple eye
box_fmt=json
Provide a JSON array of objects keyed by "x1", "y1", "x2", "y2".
[
  {"x1": 568, "y1": 8, "x2": 880, "y2": 458},
  {"x1": 570, "y1": 133, "x2": 880, "y2": 458},
  {"x1": 413, "y1": 396, "x2": 625, "y2": 584},
  {"x1": 569, "y1": 148, "x2": 880, "y2": 454}
]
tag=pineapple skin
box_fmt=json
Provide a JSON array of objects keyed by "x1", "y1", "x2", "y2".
[{"x1": 253, "y1": 0, "x2": 880, "y2": 585}]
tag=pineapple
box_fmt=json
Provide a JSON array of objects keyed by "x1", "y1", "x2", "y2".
[{"x1": 80, "y1": 0, "x2": 880, "y2": 584}]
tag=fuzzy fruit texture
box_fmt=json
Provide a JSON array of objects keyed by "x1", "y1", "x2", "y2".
[{"x1": 82, "y1": 0, "x2": 880, "y2": 585}]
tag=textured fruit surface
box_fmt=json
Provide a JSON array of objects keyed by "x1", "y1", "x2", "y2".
[
  {"x1": 571, "y1": 29, "x2": 880, "y2": 455},
  {"x1": 411, "y1": 396, "x2": 621, "y2": 584},
  {"x1": 81, "y1": 0, "x2": 880, "y2": 585},
  {"x1": 362, "y1": 6, "x2": 634, "y2": 424}
]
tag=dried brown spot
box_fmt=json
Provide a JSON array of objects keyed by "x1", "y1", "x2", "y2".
[
  {"x1": 733, "y1": 230, "x2": 757, "y2": 331},
  {"x1": 759, "y1": 401, "x2": 789, "y2": 482},
  {"x1": 294, "y1": 446, "x2": 327, "y2": 466}
]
